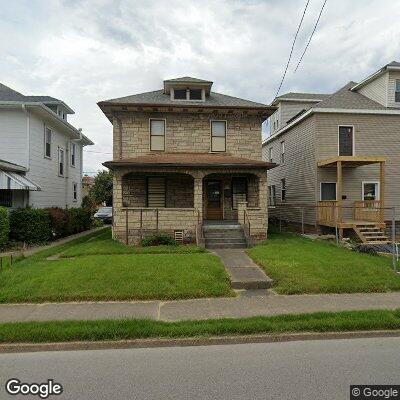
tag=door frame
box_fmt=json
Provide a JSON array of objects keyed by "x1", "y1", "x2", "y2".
[
  {"x1": 337, "y1": 125, "x2": 355, "y2": 156},
  {"x1": 205, "y1": 179, "x2": 223, "y2": 220}
]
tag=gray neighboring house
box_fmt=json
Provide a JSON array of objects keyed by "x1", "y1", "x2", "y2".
[
  {"x1": 263, "y1": 61, "x2": 400, "y2": 244},
  {"x1": 0, "y1": 83, "x2": 93, "y2": 209}
]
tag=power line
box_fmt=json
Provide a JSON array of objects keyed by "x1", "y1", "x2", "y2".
[
  {"x1": 274, "y1": 0, "x2": 310, "y2": 98},
  {"x1": 294, "y1": 0, "x2": 328, "y2": 72},
  {"x1": 83, "y1": 150, "x2": 112, "y2": 155}
]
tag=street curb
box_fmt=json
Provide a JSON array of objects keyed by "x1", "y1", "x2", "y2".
[{"x1": 1, "y1": 330, "x2": 400, "y2": 353}]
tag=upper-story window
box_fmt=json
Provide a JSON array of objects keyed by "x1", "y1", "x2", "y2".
[
  {"x1": 58, "y1": 148, "x2": 65, "y2": 176},
  {"x1": 395, "y1": 80, "x2": 400, "y2": 103},
  {"x1": 211, "y1": 120, "x2": 226, "y2": 152},
  {"x1": 338, "y1": 126, "x2": 354, "y2": 156},
  {"x1": 150, "y1": 119, "x2": 165, "y2": 151},
  {"x1": 173, "y1": 89, "x2": 186, "y2": 100},
  {"x1": 189, "y1": 89, "x2": 202, "y2": 100},
  {"x1": 281, "y1": 178, "x2": 286, "y2": 201},
  {"x1": 44, "y1": 127, "x2": 52, "y2": 158},
  {"x1": 172, "y1": 88, "x2": 204, "y2": 101},
  {"x1": 268, "y1": 147, "x2": 273, "y2": 163},
  {"x1": 71, "y1": 143, "x2": 77, "y2": 167},
  {"x1": 73, "y1": 182, "x2": 78, "y2": 201},
  {"x1": 280, "y1": 141, "x2": 285, "y2": 164}
]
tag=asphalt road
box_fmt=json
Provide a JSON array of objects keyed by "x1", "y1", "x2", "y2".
[{"x1": 0, "y1": 337, "x2": 399, "y2": 400}]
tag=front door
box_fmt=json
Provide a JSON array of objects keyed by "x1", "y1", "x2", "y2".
[{"x1": 206, "y1": 180, "x2": 222, "y2": 220}]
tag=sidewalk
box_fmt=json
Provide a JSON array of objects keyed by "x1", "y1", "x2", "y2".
[{"x1": 2, "y1": 291, "x2": 400, "y2": 323}]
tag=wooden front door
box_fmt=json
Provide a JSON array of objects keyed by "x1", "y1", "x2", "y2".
[{"x1": 205, "y1": 180, "x2": 223, "y2": 220}]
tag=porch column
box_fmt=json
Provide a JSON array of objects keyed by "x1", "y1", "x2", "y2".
[
  {"x1": 193, "y1": 175, "x2": 203, "y2": 222},
  {"x1": 380, "y1": 161, "x2": 386, "y2": 221},
  {"x1": 336, "y1": 161, "x2": 343, "y2": 227}
]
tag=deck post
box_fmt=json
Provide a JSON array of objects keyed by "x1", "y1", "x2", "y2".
[
  {"x1": 380, "y1": 161, "x2": 386, "y2": 222},
  {"x1": 336, "y1": 161, "x2": 343, "y2": 224}
]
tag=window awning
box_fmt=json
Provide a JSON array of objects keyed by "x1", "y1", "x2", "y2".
[{"x1": 0, "y1": 170, "x2": 41, "y2": 191}]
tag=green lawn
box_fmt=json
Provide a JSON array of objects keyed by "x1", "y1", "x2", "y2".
[
  {"x1": 0, "y1": 229, "x2": 232, "y2": 303},
  {"x1": 0, "y1": 309, "x2": 399, "y2": 343},
  {"x1": 248, "y1": 233, "x2": 400, "y2": 295}
]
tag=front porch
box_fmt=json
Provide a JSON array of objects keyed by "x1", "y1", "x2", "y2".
[{"x1": 316, "y1": 156, "x2": 388, "y2": 243}]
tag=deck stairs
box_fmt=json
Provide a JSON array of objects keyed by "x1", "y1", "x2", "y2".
[{"x1": 353, "y1": 223, "x2": 389, "y2": 245}]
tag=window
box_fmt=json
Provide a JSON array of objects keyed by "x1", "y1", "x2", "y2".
[
  {"x1": 73, "y1": 183, "x2": 78, "y2": 201},
  {"x1": 268, "y1": 185, "x2": 276, "y2": 206},
  {"x1": 71, "y1": 143, "x2": 76, "y2": 167},
  {"x1": 268, "y1": 147, "x2": 273, "y2": 163},
  {"x1": 173, "y1": 89, "x2": 187, "y2": 100},
  {"x1": 281, "y1": 178, "x2": 286, "y2": 201},
  {"x1": 232, "y1": 177, "x2": 247, "y2": 209},
  {"x1": 320, "y1": 182, "x2": 337, "y2": 201},
  {"x1": 189, "y1": 89, "x2": 202, "y2": 100},
  {"x1": 0, "y1": 190, "x2": 12, "y2": 207},
  {"x1": 211, "y1": 120, "x2": 226, "y2": 152},
  {"x1": 396, "y1": 80, "x2": 400, "y2": 103},
  {"x1": 280, "y1": 141, "x2": 285, "y2": 164},
  {"x1": 147, "y1": 177, "x2": 166, "y2": 207},
  {"x1": 58, "y1": 148, "x2": 65, "y2": 176},
  {"x1": 150, "y1": 119, "x2": 165, "y2": 151},
  {"x1": 338, "y1": 126, "x2": 354, "y2": 156},
  {"x1": 45, "y1": 127, "x2": 52, "y2": 158},
  {"x1": 362, "y1": 182, "x2": 379, "y2": 201}
]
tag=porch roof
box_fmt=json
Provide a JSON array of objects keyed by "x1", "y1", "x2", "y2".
[
  {"x1": 317, "y1": 156, "x2": 386, "y2": 168},
  {"x1": 103, "y1": 153, "x2": 276, "y2": 170}
]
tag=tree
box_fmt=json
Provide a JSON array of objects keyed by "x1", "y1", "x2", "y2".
[{"x1": 89, "y1": 170, "x2": 113, "y2": 206}]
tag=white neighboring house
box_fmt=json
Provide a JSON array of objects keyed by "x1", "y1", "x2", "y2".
[{"x1": 0, "y1": 83, "x2": 93, "y2": 209}]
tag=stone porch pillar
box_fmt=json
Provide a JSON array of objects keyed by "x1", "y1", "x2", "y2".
[{"x1": 193, "y1": 173, "x2": 204, "y2": 222}]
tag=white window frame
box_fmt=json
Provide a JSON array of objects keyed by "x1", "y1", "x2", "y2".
[
  {"x1": 395, "y1": 79, "x2": 400, "y2": 103},
  {"x1": 210, "y1": 120, "x2": 227, "y2": 153},
  {"x1": 58, "y1": 147, "x2": 65, "y2": 177},
  {"x1": 171, "y1": 88, "x2": 205, "y2": 102},
  {"x1": 361, "y1": 181, "x2": 380, "y2": 201},
  {"x1": 73, "y1": 182, "x2": 78, "y2": 201},
  {"x1": 149, "y1": 118, "x2": 166, "y2": 151},
  {"x1": 44, "y1": 126, "x2": 52, "y2": 159},
  {"x1": 320, "y1": 182, "x2": 337, "y2": 201},
  {"x1": 71, "y1": 143, "x2": 77, "y2": 167},
  {"x1": 268, "y1": 147, "x2": 273, "y2": 163},
  {"x1": 281, "y1": 178, "x2": 286, "y2": 202},
  {"x1": 337, "y1": 125, "x2": 355, "y2": 156},
  {"x1": 280, "y1": 140, "x2": 285, "y2": 164},
  {"x1": 268, "y1": 185, "x2": 276, "y2": 207}
]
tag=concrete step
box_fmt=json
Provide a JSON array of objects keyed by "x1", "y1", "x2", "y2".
[
  {"x1": 204, "y1": 233, "x2": 245, "y2": 239},
  {"x1": 206, "y1": 243, "x2": 247, "y2": 249},
  {"x1": 205, "y1": 238, "x2": 246, "y2": 244},
  {"x1": 203, "y1": 226, "x2": 242, "y2": 232}
]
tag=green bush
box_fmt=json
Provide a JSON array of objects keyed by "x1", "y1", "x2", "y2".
[
  {"x1": 140, "y1": 233, "x2": 177, "y2": 247},
  {"x1": 0, "y1": 207, "x2": 9, "y2": 249},
  {"x1": 9, "y1": 208, "x2": 51, "y2": 245},
  {"x1": 46, "y1": 207, "x2": 70, "y2": 239},
  {"x1": 67, "y1": 208, "x2": 93, "y2": 234}
]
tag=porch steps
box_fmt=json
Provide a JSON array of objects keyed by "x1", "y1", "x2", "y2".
[
  {"x1": 353, "y1": 224, "x2": 389, "y2": 245},
  {"x1": 203, "y1": 223, "x2": 247, "y2": 249}
]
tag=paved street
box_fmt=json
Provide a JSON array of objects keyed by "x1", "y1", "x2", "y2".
[{"x1": 1, "y1": 337, "x2": 399, "y2": 400}]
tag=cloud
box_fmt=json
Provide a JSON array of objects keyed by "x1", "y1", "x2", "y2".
[{"x1": 0, "y1": 0, "x2": 399, "y2": 172}]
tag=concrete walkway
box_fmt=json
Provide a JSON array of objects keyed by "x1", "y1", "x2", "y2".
[
  {"x1": 2, "y1": 291, "x2": 400, "y2": 323},
  {"x1": 213, "y1": 249, "x2": 273, "y2": 289}
]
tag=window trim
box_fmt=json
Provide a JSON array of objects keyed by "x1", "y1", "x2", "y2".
[
  {"x1": 210, "y1": 120, "x2": 227, "y2": 153},
  {"x1": 58, "y1": 147, "x2": 65, "y2": 177},
  {"x1": 337, "y1": 125, "x2": 355, "y2": 156},
  {"x1": 320, "y1": 182, "x2": 337, "y2": 201},
  {"x1": 44, "y1": 126, "x2": 52, "y2": 159},
  {"x1": 73, "y1": 182, "x2": 78, "y2": 202},
  {"x1": 149, "y1": 118, "x2": 166, "y2": 152},
  {"x1": 395, "y1": 79, "x2": 400, "y2": 103},
  {"x1": 281, "y1": 178, "x2": 286, "y2": 202},
  {"x1": 280, "y1": 140, "x2": 285, "y2": 164},
  {"x1": 70, "y1": 143, "x2": 77, "y2": 167},
  {"x1": 361, "y1": 181, "x2": 380, "y2": 201},
  {"x1": 171, "y1": 88, "x2": 205, "y2": 102},
  {"x1": 268, "y1": 147, "x2": 273, "y2": 163},
  {"x1": 268, "y1": 185, "x2": 276, "y2": 207}
]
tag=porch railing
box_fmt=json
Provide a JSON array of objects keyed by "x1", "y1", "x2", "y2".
[
  {"x1": 354, "y1": 200, "x2": 383, "y2": 222},
  {"x1": 317, "y1": 201, "x2": 339, "y2": 224}
]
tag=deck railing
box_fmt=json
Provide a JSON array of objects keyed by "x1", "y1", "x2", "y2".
[
  {"x1": 317, "y1": 200, "x2": 339, "y2": 224},
  {"x1": 354, "y1": 200, "x2": 383, "y2": 222}
]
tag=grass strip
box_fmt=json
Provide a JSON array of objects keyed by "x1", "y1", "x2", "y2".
[{"x1": 1, "y1": 309, "x2": 400, "y2": 343}]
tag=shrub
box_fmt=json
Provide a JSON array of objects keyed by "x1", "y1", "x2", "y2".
[
  {"x1": 67, "y1": 208, "x2": 93, "y2": 234},
  {"x1": 46, "y1": 207, "x2": 70, "y2": 239},
  {"x1": 140, "y1": 233, "x2": 177, "y2": 247},
  {"x1": 0, "y1": 207, "x2": 9, "y2": 249},
  {"x1": 82, "y1": 195, "x2": 96, "y2": 210},
  {"x1": 9, "y1": 208, "x2": 51, "y2": 245}
]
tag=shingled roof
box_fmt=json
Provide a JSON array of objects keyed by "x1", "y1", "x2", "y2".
[{"x1": 163, "y1": 76, "x2": 213, "y2": 84}]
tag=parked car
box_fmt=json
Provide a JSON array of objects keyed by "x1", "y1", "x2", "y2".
[{"x1": 94, "y1": 207, "x2": 112, "y2": 224}]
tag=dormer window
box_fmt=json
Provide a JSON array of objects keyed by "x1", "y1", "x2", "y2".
[
  {"x1": 171, "y1": 88, "x2": 205, "y2": 101},
  {"x1": 173, "y1": 89, "x2": 187, "y2": 100},
  {"x1": 189, "y1": 89, "x2": 202, "y2": 100},
  {"x1": 395, "y1": 80, "x2": 400, "y2": 103}
]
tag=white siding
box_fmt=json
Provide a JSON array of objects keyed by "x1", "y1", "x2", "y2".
[{"x1": 358, "y1": 71, "x2": 388, "y2": 106}]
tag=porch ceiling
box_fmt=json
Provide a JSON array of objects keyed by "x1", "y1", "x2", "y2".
[
  {"x1": 104, "y1": 153, "x2": 276, "y2": 170},
  {"x1": 317, "y1": 156, "x2": 386, "y2": 168}
]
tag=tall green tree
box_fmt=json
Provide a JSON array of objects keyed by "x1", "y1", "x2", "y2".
[{"x1": 89, "y1": 170, "x2": 113, "y2": 206}]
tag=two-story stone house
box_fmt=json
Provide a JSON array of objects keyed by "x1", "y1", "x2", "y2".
[
  {"x1": 263, "y1": 61, "x2": 400, "y2": 244},
  {"x1": 99, "y1": 77, "x2": 275, "y2": 246}
]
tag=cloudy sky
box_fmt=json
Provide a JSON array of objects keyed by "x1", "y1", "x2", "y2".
[{"x1": 1, "y1": 0, "x2": 399, "y2": 173}]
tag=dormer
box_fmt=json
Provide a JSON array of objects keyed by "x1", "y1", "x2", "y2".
[
  {"x1": 163, "y1": 77, "x2": 213, "y2": 102},
  {"x1": 351, "y1": 61, "x2": 400, "y2": 108}
]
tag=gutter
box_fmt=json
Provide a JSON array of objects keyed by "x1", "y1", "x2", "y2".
[{"x1": 21, "y1": 104, "x2": 30, "y2": 171}]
